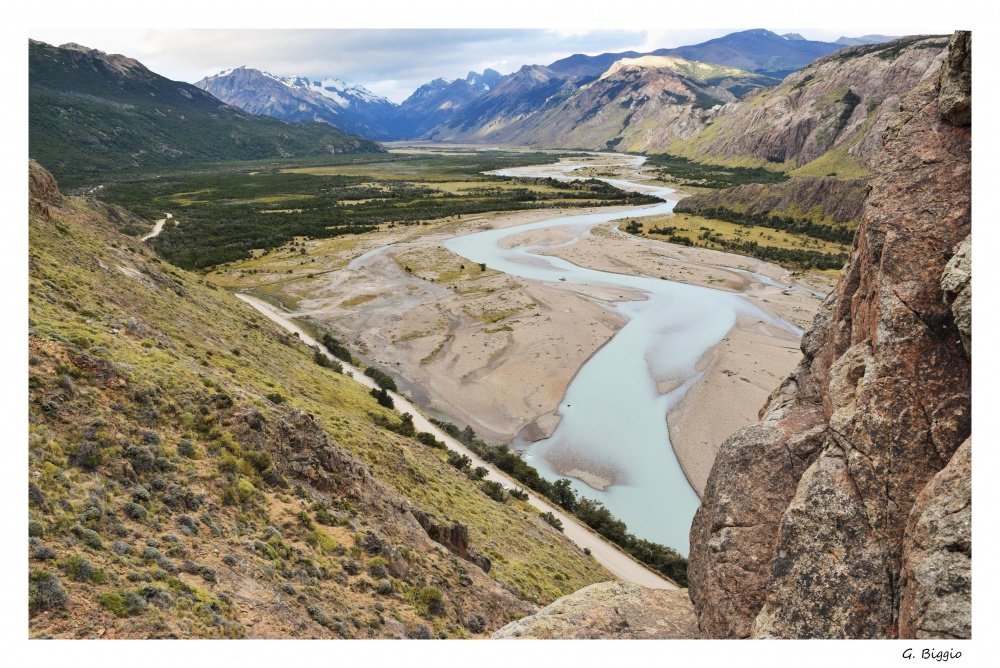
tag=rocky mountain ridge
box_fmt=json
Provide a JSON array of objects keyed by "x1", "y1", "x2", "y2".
[
  {"x1": 666, "y1": 35, "x2": 951, "y2": 178},
  {"x1": 195, "y1": 67, "x2": 396, "y2": 139}
]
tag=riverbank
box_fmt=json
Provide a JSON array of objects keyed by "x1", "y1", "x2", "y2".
[
  {"x1": 234, "y1": 292, "x2": 678, "y2": 590},
  {"x1": 527, "y1": 221, "x2": 834, "y2": 496}
]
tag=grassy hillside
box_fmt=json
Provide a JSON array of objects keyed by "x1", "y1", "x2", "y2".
[
  {"x1": 29, "y1": 40, "x2": 384, "y2": 189},
  {"x1": 27, "y1": 161, "x2": 610, "y2": 639}
]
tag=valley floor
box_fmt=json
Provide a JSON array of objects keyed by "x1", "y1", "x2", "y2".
[{"x1": 212, "y1": 181, "x2": 833, "y2": 498}]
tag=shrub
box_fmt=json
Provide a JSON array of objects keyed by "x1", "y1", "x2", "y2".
[
  {"x1": 142, "y1": 546, "x2": 162, "y2": 561},
  {"x1": 417, "y1": 586, "x2": 443, "y2": 615},
  {"x1": 280, "y1": 583, "x2": 296, "y2": 595},
  {"x1": 28, "y1": 520, "x2": 44, "y2": 537},
  {"x1": 265, "y1": 392, "x2": 285, "y2": 404},
  {"x1": 407, "y1": 623, "x2": 433, "y2": 639},
  {"x1": 111, "y1": 540, "x2": 133, "y2": 555},
  {"x1": 82, "y1": 529, "x2": 103, "y2": 550},
  {"x1": 367, "y1": 557, "x2": 388, "y2": 578},
  {"x1": 415, "y1": 432, "x2": 444, "y2": 449},
  {"x1": 465, "y1": 615, "x2": 485, "y2": 634},
  {"x1": 123, "y1": 502, "x2": 147, "y2": 520},
  {"x1": 99, "y1": 590, "x2": 146, "y2": 618},
  {"x1": 177, "y1": 439, "x2": 195, "y2": 458},
  {"x1": 306, "y1": 604, "x2": 330, "y2": 627},
  {"x1": 370, "y1": 387, "x2": 394, "y2": 409},
  {"x1": 509, "y1": 487, "x2": 529, "y2": 501},
  {"x1": 70, "y1": 441, "x2": 102, "y2": 470},
  {"x1": 64, "y1": 555, "x2": 95, "y2": 581},
  {"x1": 363, "y1": 366, "x2": 397, "y2": 391},
  {"x1": 123, "y1": 445, "x2": 156, "y2": 472},
  {"x1": 132, "y1": 485, "x2": 151, "y2": 503},
  {"x1": 376, "y1": 579, "x2": 393, "y2": 595},
  {"x1": 29, "y1": 570, "x2": 67, "y2": 615},
  {"x1": 480, "y1": 480, "x2": 507, "y2": 503},
  {"x1": 539, "y1": 511, "x2": 564, "y2": 532}
]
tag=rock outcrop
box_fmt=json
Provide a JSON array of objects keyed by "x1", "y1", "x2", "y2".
[
  {"x1": 492, "y1": 581, "x2": 698, "y2": 639},
  {"x1": 899, "y1": 438, "x2": 971, "y2": 638},
  {"x1": 688, "y1": 31, "x2": 971, "y2": 639},
  {"x1": 411, "y1": 508, "x2": 492, "y2": 573}
]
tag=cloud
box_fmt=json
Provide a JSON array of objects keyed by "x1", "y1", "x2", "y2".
[{"x1": 28, "y1": 28, "x2": 655, "y2": 102}]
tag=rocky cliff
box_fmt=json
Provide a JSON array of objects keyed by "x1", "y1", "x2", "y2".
[{"x1": 687, "y1": 31, "x2": 971, "y2": 639}]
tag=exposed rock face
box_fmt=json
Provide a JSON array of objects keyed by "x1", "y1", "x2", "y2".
[
  {"x1": 29, "y1": 159, "x2": 60, "y2": 218},
  {"x1": 941, "y1": 235, "x2": 971, "y2": 357},
  {"x1": 410, "y1": 508, "x2": 492, "y2": 573},
  {"x1": 938, "y1": 32, "x2": 971, "y2": 126},
  {"x1": 899, "y1": 438, "x2": 971, "y2": 638},
  {"x1": 492, "y1": 582, "x2": 698, "y2": 639},
  {"x1": 688, "y1": 32, "x2": 971, "y2": 639}
]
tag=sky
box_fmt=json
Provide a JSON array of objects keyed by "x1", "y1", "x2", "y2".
[
  {"x1": 27, "y1": 26, "x2": 914, "y2": 104},
  {"x1": 24, "y1": 0, "x2": 954, "y2": 104}
]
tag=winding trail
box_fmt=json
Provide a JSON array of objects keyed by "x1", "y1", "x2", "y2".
[
  {"x1": 141, "y1": 213, "x2": 172, "y2": 242},
  {"x1": 234, "y1": 292, "x2": 677, "y2": 590}
]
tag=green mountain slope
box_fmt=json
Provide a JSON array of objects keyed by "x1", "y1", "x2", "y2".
[
  {"x1": 27, "y1": 161, "x2": 609, "y2": 638},
  {"x1": 29, "y1": 41, "x2": 385, "y2": 188}
]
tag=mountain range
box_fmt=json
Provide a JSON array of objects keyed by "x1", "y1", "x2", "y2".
[
  {"x1": 29, "y1": 40, "x2": 384, "y2": 186},
  {"x1": 195, "y1": 29, "x2": 888, "y2": 143}
]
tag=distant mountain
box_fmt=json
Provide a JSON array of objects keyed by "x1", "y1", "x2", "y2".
[
  {"x1": 650, "y1": 29, "x2": 843, "y2": 79},
  {"x1": 426, "y1": 56, "x2": 777, "y2": 152},
  {"x1": 666, "y1": 35, "x2": 951, "y2": 177},
  {"x1": 198, "y1": 67, "x2": 503, "y2": 140},
  {"x1": 196, "y1": 67, "x2": 396, "y2": 139},
  {"x1": 835, "y1": 34, "x2": 899, "y2": 46},
  {"x1": 29, "y1": 40, "x2": 383, "y2": 186}
]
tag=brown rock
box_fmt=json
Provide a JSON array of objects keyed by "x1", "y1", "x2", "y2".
[
  {"x1": 938, "y1": 32, "x2": 971, "y2": 126},
  {"x1": 411, "y1": 508, "x2": 491, "y2": 573},
  {"x1": 688, "y1": 33, "x2": 971, "y2": 639},
  {"x1": 899, "y1": 438, "x2": 971, "y2": 639},
  {"x1": 492, "y1": 581, "x2": 698, "y2": 639},
  {"x1": 941, "y1": 235, "x2": 971, "y2": 358}
]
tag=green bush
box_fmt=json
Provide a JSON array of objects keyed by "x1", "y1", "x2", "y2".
[
  {"x1": 177, "y1": 439, "x2": 195, "y2": 458},
  {"x1": 99, "y1": 590, "x2": 146, "y2": 618},
  {"x1": 28, "y1": 520, "x2": 44, "y2": 537},
  {"x1": 376, "y1": 579, "x2": 393, "y2": 595},
  {"x1": 82, "y1": 528, "x2": 103, "y2": 550},
  {"x1": 123, "y1": 502, "x2": 147, "y2": 520},
  {"x1": 539, "y1": 511, "x2": 564, "y2": 532},
  {"x1": 63, "y1": 554, "x2": 98, "y2": 582},
  {"x1": 417, "y1": 586, "x2": 443, "y2": 615}
]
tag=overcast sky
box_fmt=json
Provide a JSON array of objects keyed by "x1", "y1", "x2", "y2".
[{"x1": 26, "y1": 0, "x2": 949, "y2": 104}]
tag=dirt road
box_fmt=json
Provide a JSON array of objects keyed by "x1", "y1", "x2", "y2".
[{"x1": 234, "y1": 292, "x2": 677, "y2": 590}]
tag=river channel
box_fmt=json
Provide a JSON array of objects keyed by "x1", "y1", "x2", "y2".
[{"x1": 336, "y1": 155, "x2": 794, "y2": 554}]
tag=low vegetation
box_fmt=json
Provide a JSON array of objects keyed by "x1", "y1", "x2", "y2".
[
  {"x1": 644, "y1": 153, "x2": 789, "y2": 190},
  {"x1": 94, "y1": 152, "x2": 661, "y2": 270},
  {"x1": 28, "y1": 163, "x2": 610, "y2": 638}
]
